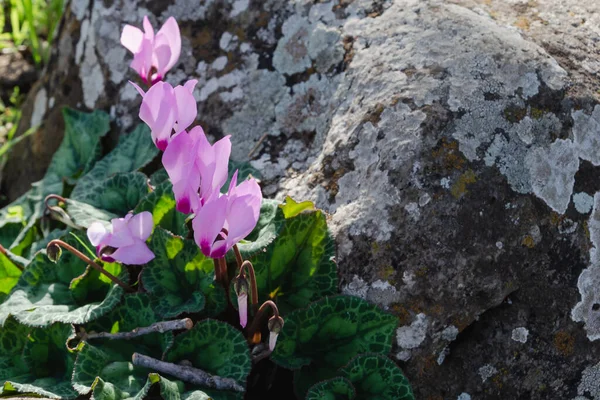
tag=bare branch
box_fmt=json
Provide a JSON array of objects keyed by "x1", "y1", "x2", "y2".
[
  {"x1": 132, "y1": 353, "x2": 245, "y2": 392},
  {"x1": 85, "y1": 318, "x2": 193, "y2": 340}
]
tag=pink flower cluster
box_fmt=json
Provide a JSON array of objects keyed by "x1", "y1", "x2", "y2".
[{"x1": 90, "y1": 16, "x2": 262, "y2": 265}]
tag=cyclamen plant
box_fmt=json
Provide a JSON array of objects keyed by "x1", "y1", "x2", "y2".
[{"x1": 0, "y1": 15, "x2": 415, "y2": 400}]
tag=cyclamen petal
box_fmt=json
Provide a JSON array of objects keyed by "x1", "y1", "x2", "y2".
[
  {"x1": 238, "y1": 292, "x2": 248, "y2": 328},
  {"x1": 269, "y1": 331, "x2": 279, "y2": 351},
  {"x1": 111, "y1": 239, "x2": 155, "y2": 265},
  {"x1": 121, "y1": 16, "x2": 181, "y2": 84},
  {"x1": 87, "y1": 222, "x2": 108, "y2": 247},
  {"x1": 86, "y1": 211, "x2": 155, "y2": 265},
  {"x1": 192, "y1": 174, "x2": 262, "y2": 259},
  {"x1": 134, "y1": 80, "x2": 197, "y2": 150},
  {"x1": 193, "y1": 196, "x2": 228, "y2": 257}
]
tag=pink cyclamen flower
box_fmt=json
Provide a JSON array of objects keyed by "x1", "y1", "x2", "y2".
[
  {"x1": 162, "y1": 126, "x2": 231, "y2": 213},
  {"x1": 120, "y1": 16, "x2": 181, "y2": 84},
  {"x1": 192, "y1": 170, "x2": 262, "y2": 259},
  {"x1": 87, "y1": 211, "x2": 155, "y2": 265},
  {"x1": 132, "y1": 80, "x2": 197, "y2": 151}
]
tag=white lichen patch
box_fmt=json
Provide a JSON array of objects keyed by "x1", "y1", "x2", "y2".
[
  {"x1": 341, "y1": 275, "x2": 369, "y2": 299},
  {"x1": 30, "y1": 88, "x2": 47, "y2": 127},
  {"x1": 478, "y1": 364, "x2": 498, "y2": 383},
  {"x1": 441, "y1": 325, "x2": 459, "y2": 342},
  {"x1": 457, "y1": 393, "x2": 472, "y2": 400},
  {"x1": 572, "y1": 192, "x2": 600, "y2": 340},
  {"x1": 396, "y1": 313, "x2": 429, "y2": 349},
  {"x1": 577, "y1": 361, "x2": 600, "y2": 400},
  {"x1": 574, "y1": 192, "x2": 595, "y2": 214},
  {"x1": 511, "y1": 327, "x2": 529, "y2": 343},
  {"x1": 573, "y1": 105, "x2": 600, "y2": 166},
  {"x1": 230, "y1": 0, "x2": 249, "y2": 18},
  {"x1": 525, "y1": 139, "x2": 579, "y2": 214},
  {"x1": 273, "y1": 15, "x2": 313, "y2": 75},
  {"x1": 308, "y1": 23, "x2": 343, "y2": 73}
]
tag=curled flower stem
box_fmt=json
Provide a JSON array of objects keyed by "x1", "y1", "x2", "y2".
[
  {"x1": 232, "y1": 244, "x2": 243, "y2": 269},
  {"x1": 47, "y1": 239, "x2": 133, "y2": 292},
  {"x1": 0, "y1": 244, "x2": 25, "y2": 271},
  {"x1": 247, "y1": 300, "x2": 280, "y2": 345},
  {"x1": 44, "y1": 194, "x2": 67, "y2": 209},
  {"x1": 84, "y1": 318, "x2": 193, "y2": 340},
  {"x1": 237, "y1": 260, "x2": 258, "y2": 308},
  {"x1": 132, "y1": 353, "x2": 245, "y2": 392}
]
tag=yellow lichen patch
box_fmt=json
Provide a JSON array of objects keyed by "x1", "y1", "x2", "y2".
[
  {"x1": 450, "y1": 169, "x2": 477, "y2": 199},
  {"x1": 432, "y1": 138, "x2": 466, "y2": 171},
  {"x1": 530, "y1": 107, "x2": 545, "y2": 119},
  {"x1": 549, "y1": 212, "x2": 566, "y2": 226},
  {"x1": 553, "y1": 331, "x2": 574, "y2": 356},
  {"x1": 428, "y1": 304, "x2": 444, "y2": 317},
  {"x1": 514, "y1": 16, "x2": 531, "y2": 30},
  {"x1": 378, "y1": 265, "x2": 396, "y2": 281},
  {"x1": 521, "y1": 235, "x2": 535, "y2": 248}
]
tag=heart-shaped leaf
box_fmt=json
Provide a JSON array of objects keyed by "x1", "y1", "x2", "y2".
[
  {"x1": 142, "y1": 228, "x2": 224, "y2": 318},
  {"x1": 306, "y1": 377, "x2": 356, "y2": 400},
  {"x1": 272, "y1": 295, "x2": 397, "y2": 370},
  {"x1": 0, "y1": 233, "x2": 127, "y2": 327},
  {"x1": 2, "y1": 323, "x2": 78, "y2": 399},
  {"x1": 0, "y1": 108, "x2": 110, "y2": 252},
  {"x1": 70, "y1": 123, "x2": 158, "y2": 207},
  {"x1": 165, "y1": 319, "x2": 251, "y2": 386},
  {"x1": 339, "y1": 354, "x2": 414, "y2": 400},
  {"x1": 135, "y1": 179, "x2": 188, "y2": 237},
  {"x1": 251, "y1": 197, "x2": 337, "y2": 314}
]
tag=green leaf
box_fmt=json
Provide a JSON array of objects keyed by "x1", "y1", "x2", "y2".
[
  {"x1": 339, "y1": 354, "x2": 414, "y2": 400},
  {"x1": 150, "y1": 168, "x2": 170, "y2": 186},
  {"x1": 73, "y1": 341, "x2": 183, "y2": 400},
  {"x1": 3, "y1": 322, "x2": 78, "y2": 399},
  {"x1": 272, "y1": 295, "x2": 397, "y2": 370},
  {"x1": 84, "y1": 293, "x2": 174, "y2": 357},
  {"x1": 0, "y1": 252, "x2": 23, "y2": 302},
  {"x1": 0, "y1": 233, "x2": 127, "y2": 327},
  {"x1": 135, "y1": 180, "x2": 188, "y2": 237},
  {"x1": 70, "y1": 124, "x2": 158, "y2": 203},
  {"x1": 61, "y1": 198, "x2": 118, "y2": 228},
  {"x1": 280, "y1": 195, "x2": 315, "y2": 218},
  {"x1": 0, "y1": 317, "x2": 29, "y2": 381},
  {"x1": 306, "y1": 377, "x2": 356, "y2": 400},
  {"x1": 142, "y1": 228, "x2": 223, "y2": 318},
  {"x1": 231, "y1": 199, "x2": 284, "y2": 260},
  {"x1": 28, "y1": 228, "x2": 70, "y2": 255},
  {"x1": 251, "y1": 198, "x2": 337, "y2": 314},
  {"x1": 72, "y1": 172, "x2": 149, "y2": 215},
  {"x1": 165, "y1": 319, "x2": 251, "y2": 386},
  {"x1": 0, "y1": 108, "x2": 109, "y2": 253},
  {"x1": 46, "y1": 108, "x2": 110, "y2": 185}
]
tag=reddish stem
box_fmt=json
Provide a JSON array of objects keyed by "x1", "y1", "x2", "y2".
[
  {"x1": 47, "y1": 239, "x2": 133, "y2": 292},
  {"x1": 247, "y1": 300, "x2": 280, "y2": 344}
]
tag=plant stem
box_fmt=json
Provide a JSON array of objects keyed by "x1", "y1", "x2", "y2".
[
  {"x1": 47, "y1": 240, "x2": 133, "y2": 292},
  {"x1": 218, "y1": 256, "x2": 229, "y2": 288},
  {"x1": 247, "y1": 300, "x2": 280, "y2": 345},
  {"x1": 0, "y1": 244, "x2": 25, "y2": 271},
  {"x1": 232, "y1": 244, "x2": 243, "y2": 269},
  {"x1": 237, "y1": 260, "x2": 258, "y2": 308},
  {"x1": 132, "y1": 353, "x2": 245, "y2": 392},
  {"x1": 85, "y1": 318, "x2": 193, "y2": 340},
  {"x1": 213, "y1": 257, "x2": 222, "y2": 285}
]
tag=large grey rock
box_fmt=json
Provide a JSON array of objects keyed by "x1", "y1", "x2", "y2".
[{"x1": 5, "y1": 0, "x2": 600, "y2": 398}]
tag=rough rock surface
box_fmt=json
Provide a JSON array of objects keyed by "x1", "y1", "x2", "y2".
[{"x1": 5, "y1": 0, "x2": 600, "y2": 398}]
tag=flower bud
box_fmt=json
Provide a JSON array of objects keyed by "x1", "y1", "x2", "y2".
[
  {"x1": 46, "y1": 243, "x2": 62, "y2": 263},
  {"x1": 267, "y1": 316, "x2": 284, "y2": 351}
]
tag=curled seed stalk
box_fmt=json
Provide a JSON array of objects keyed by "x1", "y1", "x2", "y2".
[
  {"x1": 247, "y1": 300, "x2": 280, "y2": 344},
  {"x1": 47, "y1": 239, "x2": 133, "y2": 292}
]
